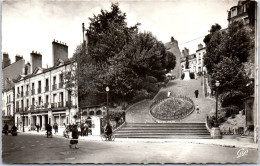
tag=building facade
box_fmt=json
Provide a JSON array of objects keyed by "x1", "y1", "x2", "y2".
[
  {"x1": 12, "y1": 40, "x2": 78, "y2": 131},
  {"x1": 227, "y1": 0, "x2": 257, "y2": 26},
  {"x1": 180, "y1": 43, "x2": 206, "y2": 76}
]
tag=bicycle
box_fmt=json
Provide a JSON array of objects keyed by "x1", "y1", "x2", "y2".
[
  {"x1": 101, "y1": 133, "x2": 115, "y2": 141},
  {"x1": 46, "y1": 131, "x2": 53, "y2": 138}
]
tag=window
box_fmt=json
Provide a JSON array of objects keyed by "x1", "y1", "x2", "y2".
[
  {"x1": 38, "y1": 97, "x2": 42, "y2": 106},
  {"x1": 26, "y1": 99, "x2": 28, "y2": 107},
  {"x1": 53, "y1": 76, "x2": 56, "y2": 85},
  {"x1": 46, "y1": 78, "x2": 49, "y2": 87},
  {"x1": 38, "y1": 81, "x2": 41, "y2": 90},
  {"x1": 231, "y1": 8, "x2": 237, "y2": 17},
  {"x1": 60, "y1": 74, "x2": 64, "y2": 83},
  {"x1": 46, "y1": 95, "x2": 49, "y2": 104}
]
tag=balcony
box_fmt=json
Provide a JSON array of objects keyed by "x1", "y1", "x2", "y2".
[
  {"x1": 38, "y1": 88, "x2": 41, "y2": 94},
  {"x1": 51, "y1": 102, "x2": 65, "y2": 108},
  {"x1": 30, "y1": 105, "x2": 35, "y2": 110},
  {"x1": 24, "y1": 107, "x2": 29, "y2": 111},
  {"x1": 26, "y1": 91, "x2": 29, "y2": 96},
  {"x1": 31, "y1": 89, "x2": 35, "y2": 95},
  {"x1": 44, "y1": 103, "x2": 49, "y2": 108},
  {"x1": 19, "y1": 107, "x2": 24, "y2": 112},
  {"x1": 58, "y1": 102, "x2": 64, "y2": 107},
  {"x1": 51, "y1": 103, "x2": 57, "y2": 108},
  {"x1": 45, "y1": 86, "x2": 49, "y2": 92},
  {"x1": 52, "y1": 84, "x2": 57, "y2": 90},
  {"x1": 59, "y1": 82, "x2": 64, "y2": 89}
]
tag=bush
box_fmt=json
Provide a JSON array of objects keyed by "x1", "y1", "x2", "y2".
[
  {"x1": 189, "y1": 72, "x2": 195, "y2": 79},
  {"x1": 221, "y1": 91, "x2": 247, "y2": 108},
  {"x1": 131, "y1": 89, "x2": 149, "y2": 103},
  {"x1": 181, "y1": 73, "x2": 185, "y2": 80},
  {"x1": 221, "y1": 105, "x2": 240, "y2": 118},
  {"x1": 146, "y1": 76, "x2": 158, "y2": 83}
]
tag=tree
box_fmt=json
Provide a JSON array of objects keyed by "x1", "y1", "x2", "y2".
[
  {"x1": 204, "y1": 21, "x2": 255, "y2": 106},
  {"x1": 203, "y1": 23, "x2": 222, "y2": 45},
  {"x1": 75, "y1": 3, "x2": 175, "y2": 104}
]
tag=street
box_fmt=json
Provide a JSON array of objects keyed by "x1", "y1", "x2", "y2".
[{"x1": 2, "y1": 133, "x2": 258, "y2": 164}]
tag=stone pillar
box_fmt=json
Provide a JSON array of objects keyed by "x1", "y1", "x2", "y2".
[
  {"x1": 42, "y1": 115, "x2": 46, "y2": 130},
  {"x1": 59, "y1": 114, "x2": 61, "y2": 126},
  {"x1": 48, "y1": 110, "x2": 53, "y2": 126},
  {"x1": 36, "y1": 115, "x2": 40, "y2": 126}
]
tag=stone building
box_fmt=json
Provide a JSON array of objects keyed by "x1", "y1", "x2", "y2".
[
  {"x1": 2, "y1": 53, "x2": 25, "y2": 128},
  {"x1": 228, "y1": 0, "x2": 257, "y2": 26},
  {"x1": 164, "y1": 37, "x2": 182, "y2": 78},
  {"x1": 13, "y1": 40, "x2": 78, "y2": 131},
  {"x1": 180, "y1": 43, "x2": 206, "y2": 75}
]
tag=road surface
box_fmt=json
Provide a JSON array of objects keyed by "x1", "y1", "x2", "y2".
[{"x1": 2, "y1": 133, "x2": 258, "y2": 164}]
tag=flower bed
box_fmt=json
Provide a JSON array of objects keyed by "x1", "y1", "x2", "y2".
[{"x1": 150, "y1": 96, "x2": 194, "y2": 120}]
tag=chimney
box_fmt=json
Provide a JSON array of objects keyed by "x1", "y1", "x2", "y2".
[
  {"x1": 30, "y1": 51, "x2": 42, "y2": 72},
  {"x1": 52, "y1": 39, "x2": 68, "y2": 66},
  {"x1": 182, "y1": 48, "x2": 189, "y2": 57},
  {"x1": 2, "y1": 53, "x2": 11, "y2": 68},
  {"x1": 198, "y1": 43, "x2": 203, "y2": 50},
  {"x1": 15, "y1": 55, "x2": 23, "y2": 62}
]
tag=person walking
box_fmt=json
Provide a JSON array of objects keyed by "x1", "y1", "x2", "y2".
[
  {"x1": 3, "y1": 123, "x2": 9, "y2": 135},
  {"x1": 196, "y1": 105, "x2": 200, "y2": 114},
  {"x1": 195, "y1": 90, "x2": 199, "y2": 98},
  {"x1": 36, "y1": 124, "x2": 40, "y2": 132},
  {"x1": 70, "y1": 124, "x2": 79, "y2": 149}
]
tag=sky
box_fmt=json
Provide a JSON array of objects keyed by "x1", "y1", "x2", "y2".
[{"x1": 2, "y1": 0, "x2": 238, "y2": 67}]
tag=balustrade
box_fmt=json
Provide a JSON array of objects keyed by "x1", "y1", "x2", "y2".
[
  {"x1": 59, "y1": 82, "x2": 64, "y2": 89},
  {"x1": 52, "y1": 84, "x2": 57, "y2": 90},
  {"x1": 45, "y1": 86, "x2": 49, "y2": 92}
]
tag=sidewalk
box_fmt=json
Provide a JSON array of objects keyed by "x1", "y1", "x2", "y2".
[{"x1": 19, "y1": 130, "x2": 258, "y2": 149}]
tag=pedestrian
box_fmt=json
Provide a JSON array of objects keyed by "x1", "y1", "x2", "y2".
[
  {"x1": 70, "y1": 125, "x2": 79, "y2": 149},
  {"x1": 55, "y1": 123, "x2": 58, "y2": 134},
  {"x1": 167, "y1": 91, "x2": 171, "y2": 98},
  {"x1": 195, "y1": 90, "x2": 199, "y2": 98},
  {"x1": 36, "y1": 124, "x2": 40, "y2": 132},
  {"x1": 80, "y1": 123, "x2": 84, "y2": 136},
  {"x1": 46, "y1": 123, "x2": 52, "y2": 137},
  {"x1": 83, "y1": 123, "x2": 89, "y2": 136},
  {"x1": 3, "y1": 123, "x2": 8, "y2": 135},
  {"x1": 196, "y1": 105, "x2": 200, "y2": 114}
]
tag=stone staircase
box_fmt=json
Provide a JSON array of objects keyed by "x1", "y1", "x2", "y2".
[{"x1": 114, "y1": 123, "x2": 211, "y2": 139}]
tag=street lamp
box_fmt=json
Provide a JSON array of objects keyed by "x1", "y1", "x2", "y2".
[
  {"x1": 106, "y1": 87, "x2": 110, "y2": 122},
  {"x1": 215, "y1": 80, "x2": 220, "y2": 126}
]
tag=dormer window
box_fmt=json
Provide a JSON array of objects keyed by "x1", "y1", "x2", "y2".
[{"x1": 231, "y1": 8, "x2": 237, "y2": 17}]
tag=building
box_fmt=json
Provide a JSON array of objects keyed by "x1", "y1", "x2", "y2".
[
  {"x1": 164, "y1": 37, "x2": 182, "y2": 78},
  {"x1": 195, "y1": 43, "x2": 206, "y2": 74},
  {"x1": 227, "y1": 0, "x2": 257, "y2": 26},
  {"x1": 2, "y1": 53, "x2": 25, "y2": 128},
  {"x1": 13, "y1": 40, "x2": 78, "y2": 131},
  {"x1": 180, "y1": 43, "x2": 206, "y2": 76}
]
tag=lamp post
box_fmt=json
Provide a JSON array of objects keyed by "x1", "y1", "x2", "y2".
[
  {"x1": 106, "y1": 87, "x2": 109, "y2": 122},
  {"x1": 212, "y1": 80, "x2": 221, "y2": 139},
  {"x1": 215, "y1": 80, "x2": 220, "y2": 126}
]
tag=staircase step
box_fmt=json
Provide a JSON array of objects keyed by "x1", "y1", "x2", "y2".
[
  {"x1": 115, "y1": 135, "x2": 212, "y2": 139},
  {"x1": 115, "y1": 123, "x2": 211, "y2": 139}
]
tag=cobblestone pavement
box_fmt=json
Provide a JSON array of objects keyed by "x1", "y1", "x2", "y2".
[
  {"x1": 126, "y1": 78, "x2": 215, "y2": 123},
  {"x1": 2, "y1": 133, "x2": 258, "y2": 164}
]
